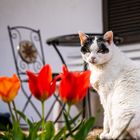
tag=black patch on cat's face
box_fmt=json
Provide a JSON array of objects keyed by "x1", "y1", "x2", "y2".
[
  {"x1": 96, "y1": 37, "x2": 109, "y2": 54},
  {"x1": 80, "y1": 36, "x2": 109, "y2": 54},
  {"x1": 81, "y1": 37, "x2": 93, "y2": 54}
]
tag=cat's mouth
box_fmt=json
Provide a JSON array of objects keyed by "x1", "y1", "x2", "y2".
[
  {"x1": 89, "y1": 57, "x2": 97, "y2": 64},
  {"x1": 89, "y1": 60, "x2": 97, "y2": 64}
]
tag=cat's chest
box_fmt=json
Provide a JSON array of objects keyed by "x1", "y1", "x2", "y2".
[
  {"x1": 90, "y1": 71, "x2": 114, "y2": 93},
  {"x1": 90, "y1": 72, "x2": 100, "y2": 91}
]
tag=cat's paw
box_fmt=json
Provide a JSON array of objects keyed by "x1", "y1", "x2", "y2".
[
  {"x1": 100, "y1": 132, "x2": 111, "y2": 140},
  {"x1": 100, "y1": 132, "x2": 125, "y2": 140}
]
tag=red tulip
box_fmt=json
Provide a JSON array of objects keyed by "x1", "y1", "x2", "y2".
[
  {"x1": 26, "y1": 64, "x2": 56, "y2": 101},
  {"x1": 57, "y1": 65, "x2": 91, "y2": 105},
  {"x1": 0, "y1": 74, "x2": 20, "y2": 103}
]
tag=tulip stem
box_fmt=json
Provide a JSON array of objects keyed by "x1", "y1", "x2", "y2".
[
  {"x1": 67, "y1": 104, "x2": 71, "y2": 118},
  {"x1": 42, "y1": 101, "x2": 45, "y2": 127},
  {"x1": 41, "y1": 101, "x2": 45, "y2": 140},
  {"x1": 12, "y1": 101, "x2": 19, "y2": 122},
  {"x1": 7, "y1": 102, "x2": 15, "y2": 123},
  {"x1": 42, "y1": 101, "x2": 45, "y2": 130}
]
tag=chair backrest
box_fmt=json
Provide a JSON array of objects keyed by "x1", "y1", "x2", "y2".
[
  {"x1": 8, "y1": 26, "x2": 65, "y2": 129},
  {"x1": 8, "y1": 26, "x2": 45, "y2": 75}
]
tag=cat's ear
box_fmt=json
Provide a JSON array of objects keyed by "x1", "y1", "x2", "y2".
[
  {"x1": 104, "y1": 31, "x2": 113, "y2": 44},
  {"x1": 78, "y1": 31, "x2": 88, "y2": 46}
]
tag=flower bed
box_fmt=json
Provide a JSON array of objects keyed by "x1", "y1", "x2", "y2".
[{"x1": 0, "y1": 64, "x2": 99, "y2": 140}]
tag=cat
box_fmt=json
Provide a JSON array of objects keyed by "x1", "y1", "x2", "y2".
[{"x1": 79, "y1": 31, "x2": 140, "y2": 139}]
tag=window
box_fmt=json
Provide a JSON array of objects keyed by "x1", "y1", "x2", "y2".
[{"x1": 103, "y1": 0, "x2": 140, "y2": 45}]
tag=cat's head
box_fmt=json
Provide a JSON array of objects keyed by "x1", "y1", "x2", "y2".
[{"x1": 78, "y1": 31, "x2": 114, "y2": 66}]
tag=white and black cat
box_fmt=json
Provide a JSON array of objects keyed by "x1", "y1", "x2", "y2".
[{"x1": 79, "y1": 31, "x2": 140, "y2": 139}]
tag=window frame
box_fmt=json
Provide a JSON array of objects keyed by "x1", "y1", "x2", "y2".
[{"x1": 102, "y1": 0, "x2": 140, "y2": 45}]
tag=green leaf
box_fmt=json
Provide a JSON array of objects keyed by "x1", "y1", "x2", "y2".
[
  {"x1": 68, "y1": 110, "x2": 82, "y2": 125},
  {"x1": 74, "y1": 117, "x2": 95, "y2": 140},
  {"x1": 52, "y1": 110, "x2": 83, "y2": 140},
  {"x1": 15, "y1": 109, "x2": 32, "y2": 128},
  {"x1": 0, "y1": 136, "x2": 9, "y2": 140},
  {"x1": 52, "y1": 126, "x2": 66, "y2": 140},
  {"x1": 70, "y1": 120, "x2": 82, "y2": 134},
  {"x1": 41, "y1": 121, "x2": 55, "y2": 140},
  {"x1": 63, "y1": 111, "x2": 73, "y2": 137},
  {"x1": 0, "y1": 132, "x2": 10, "y2": 140},
  {"x1": 12, "y1": 121, "x2": 25, "y2": 140},
  {"x1": 63, "y1": 120, "x2": 83, "y2": 139},
  {"x1": 0, "y1": 124, "x2": 10, "y2": 131},
  {"x1": 28, "y1": 120, "x2": 42, "y2": 140}
]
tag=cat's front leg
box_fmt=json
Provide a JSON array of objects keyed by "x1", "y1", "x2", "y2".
[
  {"x1": 102, "y1": 127, "x2": 127, "y2": 140},
  {"x1": 100, "y1": 111, "x2": 110, "y2": 139},
  {"x1": 103, "y1": 113, "x2": 134, "y2": 140}
]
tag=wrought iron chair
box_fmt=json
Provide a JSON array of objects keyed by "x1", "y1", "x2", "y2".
[{"x1": 7, "y1": 26, "x2": 64, "y2": 128}]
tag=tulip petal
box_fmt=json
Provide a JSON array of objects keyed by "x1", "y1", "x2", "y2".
[
  {"x1": 5, "y1": 74, "x2": 20, "y2": 102},
  {"x1": 38, "y1": 64, "x2": 52, "y2": 99},
  {"x1": 27, "y1": 65, "x2": 56, "y2": 101},
  {"x1": 59, "y1": 72, "x2": 76, "y2": 103},
  {"x1": 49, "y1": 80, "x2": 56, "y2": 95},
  {"x1": 62, "y1": 65, "x2": 68, "y2": 75},
  {"x1": 0, "y1": 77, "x2": 9, "y2": 96},
  {"x1": 0, "y1": 74, "x2": 20, "y2": 102},
  {"x1": 75, "y1": 70, "x2": 91, "y2": 101},
  {"x1": 26, "y1": 71, "x2": 41, "y2": 100},
  {"x1": 58, "y1": 66, "x2": 91, "y2": 105}
]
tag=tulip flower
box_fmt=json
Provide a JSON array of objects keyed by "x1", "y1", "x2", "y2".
[
  {"x1": 0, "y1": 74, "x2": 20, "y2": 103},
  {"x1": 27, "y1": 64, "x2": 57, "y2": 133},
  {"x1": 26, "y1": 64, "x2": 56, "y2": 102},
  {"x1": 58, "y1": 65, "x2": 91, "y2": 105}
]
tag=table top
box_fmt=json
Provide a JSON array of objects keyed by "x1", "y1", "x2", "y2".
[{"x1": 46, "y1": 33, "x2": 123, "y2": 47}]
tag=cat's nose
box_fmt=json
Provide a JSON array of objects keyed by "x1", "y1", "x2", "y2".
[{"x1": 90, "y1": 57, "x2": 96, "y2": 63}]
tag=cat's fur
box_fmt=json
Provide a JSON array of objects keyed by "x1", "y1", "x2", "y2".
[{"x1": 79, "y1": 31, "x2": 140, "y2": 139}]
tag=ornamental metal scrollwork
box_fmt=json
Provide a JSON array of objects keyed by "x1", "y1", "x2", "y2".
[
  {"x1": 30, "y1": 31, "x2": 39, "y2": 42},
  {"x1": 33, "y1": 60, "x2": 43, "y2": 73},
  {"x1": 18, "y1": 40, "x2": 38, "y2": 64}
]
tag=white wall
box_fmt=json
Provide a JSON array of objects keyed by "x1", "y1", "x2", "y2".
[
  {"x1": 0, "y1": 0, "x2": 102, "y2": 73},
  {"x1": 0, "y1": 0, "x2": 102, "y2": 121}
]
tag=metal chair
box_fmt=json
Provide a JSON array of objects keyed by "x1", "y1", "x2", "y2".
[{"x1": 7, "y1": 26, "x2": 64, "y2": 128}]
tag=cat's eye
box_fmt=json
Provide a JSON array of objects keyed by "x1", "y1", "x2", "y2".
[
  {"x1": 97, "y1": 42, "x2": 109, "y2": 54},
  {"x1": 97, "y1": 49, "x2": 104, "y2": 53},
  {"x1": 81, "y1": 47, "x2": 90, "y2": 54}
]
